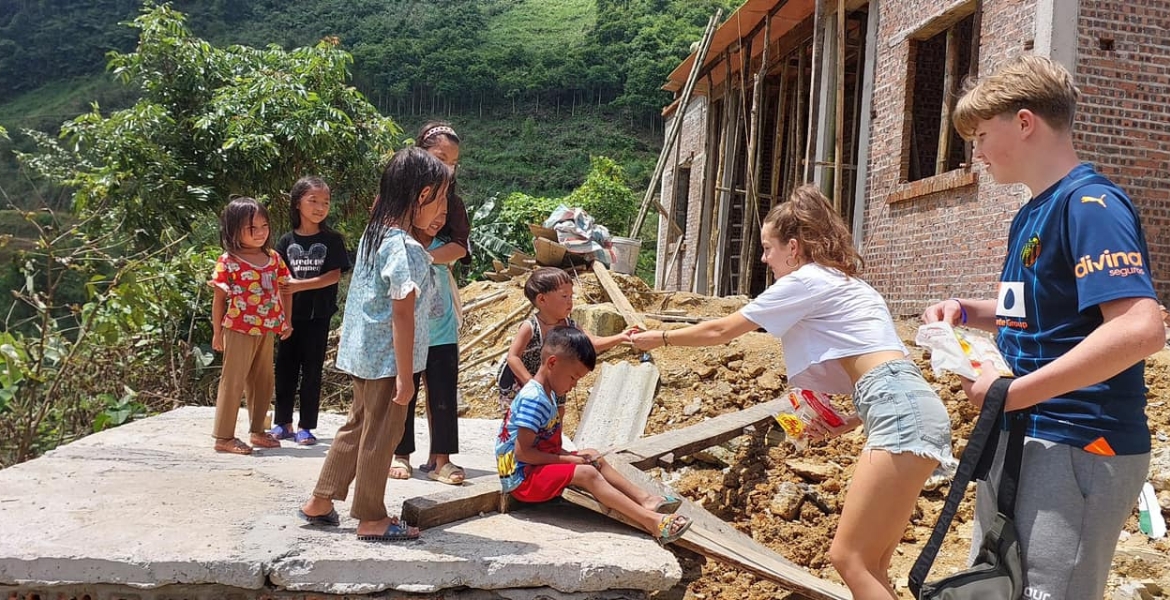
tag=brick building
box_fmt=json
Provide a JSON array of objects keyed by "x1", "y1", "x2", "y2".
[{"x1": 655, "y1": 0, "x2": 1170, "y2": 315}]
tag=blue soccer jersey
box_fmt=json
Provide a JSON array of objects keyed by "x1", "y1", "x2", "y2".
[{"x1": 996, "y1": 163, "x2": 1155, "y2": 456}]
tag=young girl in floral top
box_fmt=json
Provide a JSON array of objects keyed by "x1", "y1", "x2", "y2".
[{"x1": 209, "y1": 197, "x2": 293, "y2": 455}]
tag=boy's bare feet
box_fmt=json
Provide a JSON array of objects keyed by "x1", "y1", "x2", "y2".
[
  {"x1": 214, "y1": 438, "x2": 252, "y2": 455},
  {"x1": 300, "y1": 496, "x2": 334, "y2": 520}
]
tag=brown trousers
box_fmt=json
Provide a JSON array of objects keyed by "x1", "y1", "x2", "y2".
[
  {"x1": 312, "y1": 376, "x2": 409, "y2": 521},
  {"x1": 212, "y1": 329, "x2": 274, "y2": 440}
]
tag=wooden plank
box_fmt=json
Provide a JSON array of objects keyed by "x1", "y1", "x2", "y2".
[
  {"x1": 505, "y1": 265, "x2": 529, "y2": 277},
  {"x1": 612, "y1": 399, "x2": 785, "y2": 469},
  {"x1": 563, "y1": 461, "x2": 851, "y2": 600},
  {"x1": 936, "y1": 26, "x2": 959, "y2": 176},
  {"x1": 591, "y1": 261, "x2": 646, "y2": 330},
  {"x1": 401, "y1": 475, "x2": 504, "y2": 529},
  {"x1": 483, "y1": 272, "x2": 511, "y2": 283},
  {"x1": 492, "y1": 259, "x2": 507, "y2": 272}
]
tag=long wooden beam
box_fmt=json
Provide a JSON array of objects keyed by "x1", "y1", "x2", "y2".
[{"x1": 610, "y1": 399, "x2": 786, "y2": 469}]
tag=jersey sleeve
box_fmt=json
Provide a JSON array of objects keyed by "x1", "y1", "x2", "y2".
[
  {"x1": 739, "y1": 274, "x2": 816, "y2": 336},
  {"x1": 510, "y1": 386, "x2": 555, "y2": 433},
  {"x1": 1065, "y1": 184, "x2": 1157, "y2": 311}
]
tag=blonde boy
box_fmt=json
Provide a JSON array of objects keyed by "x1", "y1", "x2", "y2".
[{"x1": 923, "y1": 55, "x2": 1163, "y2": 600}]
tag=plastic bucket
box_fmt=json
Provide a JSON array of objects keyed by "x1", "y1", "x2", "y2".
[{"x1": 610, "y1": 236, "x2": 642, "y2": 275}]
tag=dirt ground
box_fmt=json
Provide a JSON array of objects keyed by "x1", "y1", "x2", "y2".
[{"x1": 454, "y1": 272, "x2": 1170, "y2": 600}]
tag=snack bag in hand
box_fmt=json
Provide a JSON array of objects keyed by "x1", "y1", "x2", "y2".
[
  {"x1": 774, "y1": 388, "x2": 856, "y2": 448},
  {"x1": 915, "y1": 322, "x2": 1013, "y2": 380}
]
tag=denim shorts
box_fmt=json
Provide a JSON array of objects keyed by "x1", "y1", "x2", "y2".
[{"x1": 852, "y1": 359, "x2": 956, "y2": 471}]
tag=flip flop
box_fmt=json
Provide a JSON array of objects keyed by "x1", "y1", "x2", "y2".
[
  {"x1": 214, "y1": 438, "x2": 253, "y2": 455},
  {"x1": 655, "y1": 514, "x2": 692, "y2": 546},
  {"x1": 427, "y1": 462, "x2": 465, "y2": 485},
  {"x1": 297, "y1": 508, "x2": 340, "y2": 527},
  {"x1": 269, "y1": 424, "x2": 295, "y2": 440},
  {"x1": 418, "y1": 462, "x2": 435, "y2": 474},
  {"x1": 655, "y1": 494, "x2": 683, "y2": 514},
  {"x1": 387, "y1": 456, "x2": 412, "y2": 480},
  {"x1": 357, "y1": 518, "x2": 420, "y2": 542}
]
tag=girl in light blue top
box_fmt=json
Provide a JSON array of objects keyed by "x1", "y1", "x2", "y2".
[{"x1": 298, "y1": 147, "x2": 450, "y2": 543}]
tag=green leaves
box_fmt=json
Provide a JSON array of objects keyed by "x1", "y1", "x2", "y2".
[{"x1": 21, "y1": 3, "x2": 400, "y2": 242}]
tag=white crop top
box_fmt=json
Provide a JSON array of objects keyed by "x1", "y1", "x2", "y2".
[{"x1": 740, "y1": 263, "x2": 906, "y2": 394}]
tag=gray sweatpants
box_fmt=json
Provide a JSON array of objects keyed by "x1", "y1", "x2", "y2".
[{"x1": 971, "y1": 435, "x2": 1149, "y2": 600}]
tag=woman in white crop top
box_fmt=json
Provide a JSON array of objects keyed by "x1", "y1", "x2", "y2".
[{"x1": 632, "y1": 184, "x2": 954, "y2": 600}]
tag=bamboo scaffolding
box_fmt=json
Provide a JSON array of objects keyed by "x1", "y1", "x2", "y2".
[
  {"x1": 631, "y1": 11, "x2": 721, "y2": 239},
  {"x1": 833, "y1": 0, "x2": 846, "y2": 213},
  {"x1": 738, "y1": 16, "x2": 771, "y2": 295},
  {"x1": 936, "y1": 27, "x2": 959, "y2": 176},
  {"x1": 803, "y1": 0, "x2": 825, "y2": 182}
]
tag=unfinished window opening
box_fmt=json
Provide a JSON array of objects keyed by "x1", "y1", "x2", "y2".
[
  {"x1": 906, "y1": 10, "x2": 976, "y2": 182},
  {"x1": 672, "y1": 166, "x2": 691, "y2": 237}
]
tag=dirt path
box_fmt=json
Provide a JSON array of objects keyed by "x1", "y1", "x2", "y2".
[{"x1": 454, "y1": 274, "x2": 1170, "y2": 599}]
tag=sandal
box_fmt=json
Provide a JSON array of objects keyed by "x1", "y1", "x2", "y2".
[
  {"x1": 250, "y1": 433, "x2": 281, "y2": 449},
  {"x1": 387, "y1": 456, "x2": 413, "y2": 480},
  {"x1": 655, "y1": 514, "x2": 692, "y2": 545},
  {"x1": 297, "y1": 507, "x2": 340, "y2": 527},
  {"x1": 269, "y1": 424, "x2": 295, "y2": 440},
  {"x1": 214, "y1": 438, "x2": 253, "y2": 455},
  {"x1": 418, "y1": 462, "x2": 436, "y2": 474},
  {"x1": 655, "y1": 494, "x2": 683, "y2": 514},
  {"x1": 294, "y1": 429, "x2": 317, "y2": 446},
  {"x1": 427, "y1": 462, "x2": 465, "y2": 485},
  {"x1": 357, "y1": 518, "x2": 420, "y2": 542}
]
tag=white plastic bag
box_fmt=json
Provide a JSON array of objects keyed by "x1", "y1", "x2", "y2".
[{"x1": 915, "y1": 322, "x2": 1013, "y2": 380}]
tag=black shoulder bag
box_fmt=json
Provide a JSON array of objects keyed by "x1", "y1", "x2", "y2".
[{"x1": 909, "y1": 377, "x2": 1026, "y2": 599}]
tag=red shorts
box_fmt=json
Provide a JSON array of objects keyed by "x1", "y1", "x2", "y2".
[{"x1": 510, "y1": 462, "x2": 577, "y2": 503}]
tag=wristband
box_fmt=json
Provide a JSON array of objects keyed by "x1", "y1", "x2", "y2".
[
  {"x1": 948, "y1": 298, "x2": 968, "y2": 325},
  {"x1": 661, "y1": 330, "x2": 668, "y2": 346}
]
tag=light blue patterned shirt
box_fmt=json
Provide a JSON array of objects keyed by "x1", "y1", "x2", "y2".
[{"x1": 335, "y1": 228, "x2": 437, "y2": 379}]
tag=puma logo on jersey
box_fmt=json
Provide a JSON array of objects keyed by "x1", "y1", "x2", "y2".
[{"x1": 1080, "y1": 194, "x2": 1107, "y2": 208}]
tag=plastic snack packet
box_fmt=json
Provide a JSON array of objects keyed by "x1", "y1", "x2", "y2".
[
  {"x1": 915, "y1": 322, "x2": 1013, "y2": 380},
  {"x1": 773, "y1": 388, "x2": 856, "y2": 448}
]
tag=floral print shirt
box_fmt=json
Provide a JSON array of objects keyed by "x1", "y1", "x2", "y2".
[
  {"x1": 335, "y1": 228, "x2": 438, "y2": 379},
  {"x1": 209, "y1": 250, "x2": 291, "y2": 336}
]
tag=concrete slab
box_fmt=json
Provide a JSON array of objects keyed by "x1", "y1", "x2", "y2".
[
  {"x1": 0, "y1": 407, "x2": 680, "y2": 596},
  {"x1": 574, "y1": 362, "x2": 659, "y2": 451}
]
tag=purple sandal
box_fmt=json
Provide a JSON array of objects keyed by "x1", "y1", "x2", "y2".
[
  {"x1": 270, "y1": 424, "x2": 295, "y2": 440},
  {"x1": 295, "y1": 429, "x2": 317, "y2": 446}
]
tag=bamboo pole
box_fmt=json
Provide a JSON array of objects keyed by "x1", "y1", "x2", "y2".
[
  {"x1": 630, "y1": 10, "x2": 722, "y2": 239},
  {"x1": 707, "y1": 52, "x2": 735, "y2": 296},
  {"x1": 739, "y1": 17, "x2": 771, "y2": 295},
  {"x1": 936, "y1": 27, "x2": 960, "y2": 176},
  {"x1": 833, "y1": 0, "x2": 846, "y2": 213},
  {"x1": 462, "y1": 304, "x2": 532, "y2": 355},
  {"x1": 770, "y1": 58, "x2": 790, "y2": 212},
  {"x1": 803, "y1": 0, "x2": 825, "y2": 182}
]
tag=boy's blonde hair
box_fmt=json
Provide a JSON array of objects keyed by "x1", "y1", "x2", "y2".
[{"x1": 953, "y1": 54, "x2": 1080, "y2": 139}]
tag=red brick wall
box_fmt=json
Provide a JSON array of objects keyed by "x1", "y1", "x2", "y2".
[
  {"x1": 860, "y1": 0, "x2": 1038, "y2": 316},
  {"x1": 660, "y1": 95, "x2": 711, "y2": 290},
  {"x1": 1073, "y1": 0, "x2": 1170, "y2": 304}
]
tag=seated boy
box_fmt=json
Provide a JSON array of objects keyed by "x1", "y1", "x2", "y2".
[{"x1": 494, "y1": 326, "x2": 691, "y2": 545}]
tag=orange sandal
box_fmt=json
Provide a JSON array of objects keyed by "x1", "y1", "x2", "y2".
[
  {"x1": 250, "y1": 433, "x2": 281, "y2": 449},
  {"x1": 215, "y1": 438, "x2": 253, "y2": 455}
]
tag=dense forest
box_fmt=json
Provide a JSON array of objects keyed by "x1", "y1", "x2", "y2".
[
  {"x1": 0, "y1": 0, "x2": 741, "y2": 201},
  {"x1": 0, "y1": 0, "x2": 744, "y2": 466}
]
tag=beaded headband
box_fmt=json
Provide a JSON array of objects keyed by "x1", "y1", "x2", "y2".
[{"x1": 421, "y1": 125, "x2": 457, "y2": 143}]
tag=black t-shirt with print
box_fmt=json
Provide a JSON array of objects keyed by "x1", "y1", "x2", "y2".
[{"x1": 275, "y1": 229, "x2": 351, "y2": 321}]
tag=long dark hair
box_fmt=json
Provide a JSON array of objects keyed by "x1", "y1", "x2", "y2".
[
  {"x1": 763, "y1": 184, "x2": 863, "y2": 276},
  {"x1": 417, "y1": 121, "x2": 463, "y2": 238},
  {"x1": 361, "y1": 147, "x2": 450, "y2": 268},
  {"x1": 289, "y1": 175, "x2": 334, "y2": 233},
  {"x1": 219, "y1": 197, "x2": 272, "y2": 253}
]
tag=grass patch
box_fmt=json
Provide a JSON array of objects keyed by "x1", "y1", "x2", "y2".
[{"x1": 484, "y1": 0, "x2": 594, "y2": 50}]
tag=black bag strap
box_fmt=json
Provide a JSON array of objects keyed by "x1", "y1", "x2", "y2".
[
  {"x1": 908, "y1": 377, "x2": 1015, "y2": 597},
  {"x1": 996, "y1": 410, "x2": 1027, "y2": 520}
]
